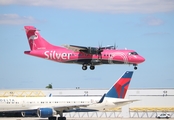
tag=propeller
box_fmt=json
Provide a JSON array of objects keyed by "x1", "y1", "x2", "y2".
[
  {"x1": 97, "y1": 42, "x2": 103, "y2": 59},
  {"x1": 113, "y1": 43, "x2": 118, "y2": 49},
  {"x1": 97, "y1": 42, "x2": 103, "y2": 53}
]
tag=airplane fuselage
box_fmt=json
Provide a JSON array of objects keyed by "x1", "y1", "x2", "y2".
[
  {"x1": 24, "y1": 48, "x2": 144, "y2": 66},
  {"x1": 0, "y1": 97, "x2": 98, "y2": 111},
  {"x1": 0, "y1": 97, "x2": 128, "y2": 112}
]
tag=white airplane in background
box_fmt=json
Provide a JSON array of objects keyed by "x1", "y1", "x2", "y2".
[{"x1": 0, "y1": 71, "x2": 136, "y2": 120}]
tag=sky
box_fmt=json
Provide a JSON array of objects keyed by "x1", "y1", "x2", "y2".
[{"x1": 0, "y1": 0, "x2": 174, "y2": 89}]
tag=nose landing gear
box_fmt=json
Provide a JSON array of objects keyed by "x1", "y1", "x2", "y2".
[{"x1": 133, "y1": 64, "x2": 138, "y2": 70}]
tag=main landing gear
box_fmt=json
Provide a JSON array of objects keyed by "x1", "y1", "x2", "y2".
[
  {"x1": 82, "y1": 65, "x2": 87, "y2": 70},
  {"x1": 82, "y1": 64, "x2": 95, "y2": 70},
  {"x1": 48, "y1": 116, "x2": 57, "y2": 120},
  {"x1": 90, "y1": 65, "x2": 95, "y2": 70},
  {"x1": 48, "y1": 116, "x2": 66, "y2": 120},
  {"x1": 48, "y1": 111, "x2": 66, "y2": 120},
  {"x1": 58, "y1": 117, "x2": 66, "y2": 120}
]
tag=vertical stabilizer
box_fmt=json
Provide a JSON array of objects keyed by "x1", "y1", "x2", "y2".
[
  {"x1": 24, "y1": 26, "x2": 54, "y2": 50},
  {"x1": 105, "y1": 71, "x2": 133, "y2": 99}
]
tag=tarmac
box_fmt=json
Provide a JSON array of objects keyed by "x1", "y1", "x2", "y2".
[{"x1": 0, "y1": 118, "x2": 174, "y2": 120}]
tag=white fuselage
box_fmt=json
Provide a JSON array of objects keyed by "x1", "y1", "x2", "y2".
[{"x1": 0, "y1": 97, "x2": 130, "y2": 112}]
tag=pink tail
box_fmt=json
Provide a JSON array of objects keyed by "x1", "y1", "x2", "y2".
[{"x1": 24, "y1": 26, "x2": 54, "y2": 50}]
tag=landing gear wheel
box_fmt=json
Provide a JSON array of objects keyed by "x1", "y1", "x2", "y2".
[
  {"x1": 82, "y1": 66, "x2": 87, "y2": 70},
  {"x1": 48, "y1": 117, "x2": 57, "y2": 120},
  {"x1": 90, "y1": 66, "x2": 95, "y2": 70},
  {"x1": 134, "y1": 66, "x2": 137, "y2": 70},
  {"x1": 58, "y1": 117, "x2": 66, "y2": 120}
]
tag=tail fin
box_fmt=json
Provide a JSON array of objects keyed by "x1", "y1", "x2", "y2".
[
  {"x1": 24, "y1": 26, "x2": 54, "y2": 50},
  {"x1": 105, "y1": 71, "x2": 133, "y2": 99}
]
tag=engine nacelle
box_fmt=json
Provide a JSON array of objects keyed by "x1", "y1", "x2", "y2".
[
  {"x1": 37, "y1": 108, "x2": 56, "y2": 118},
  {"x1": 21, "y1": 111, "x2": 37, "y2": 117},
  {"x1": 87, "y1": 47, "x2": 103, "y2": 54}
]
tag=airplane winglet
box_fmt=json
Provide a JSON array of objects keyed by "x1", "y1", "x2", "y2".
[
  {"x1": 98, "y1": 94, "x2": 106, "y2": 103},
  {"x1": 49, "y1": 93, "x2": 52, "y2": 97},
  {"x1": 105, "y1": 71, "x2": 133, "y2": 99}
]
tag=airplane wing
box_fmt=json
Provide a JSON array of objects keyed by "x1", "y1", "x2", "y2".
[
  {"x1": 62, "y1": 45, "x2": 87, "y2": 52},
  {"x1": 62, "y1": 44, "x2": 103, "y2": 54},
  {"x1": 52, "y1": 104, "x2": 90, "y2": 112},
  {"x1": 63, "y1": 44, "x2": 115, "y2": 52},
  {"x1": 52, "y1": 99, "x2": 139, "y2": 112}
]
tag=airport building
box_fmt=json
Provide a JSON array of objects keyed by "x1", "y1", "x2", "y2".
[{"x1": 0, "y1": 88, "x2": 174, "y2": 118}]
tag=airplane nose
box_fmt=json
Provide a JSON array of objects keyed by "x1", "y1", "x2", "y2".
[{"x1": 139, "y1": 56, "x2": 145, "y2": 63}]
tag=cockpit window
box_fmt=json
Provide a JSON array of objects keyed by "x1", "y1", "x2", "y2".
[{"x1": 129, "y1": 52, "x2": 138, "y2": 55}]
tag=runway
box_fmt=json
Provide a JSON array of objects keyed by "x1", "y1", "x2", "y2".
[{"x1": 0, "y1": 118, "x2": 174, "y2": 120}]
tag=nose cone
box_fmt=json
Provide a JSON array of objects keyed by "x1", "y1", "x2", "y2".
[{"x1": 139, "y1": 56, "x2": 145, "y2": 63}]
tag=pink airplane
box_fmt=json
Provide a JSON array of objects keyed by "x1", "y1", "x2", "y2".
[{"x1": 24, "y1": 26, "x2": 145, "y2": 70}]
